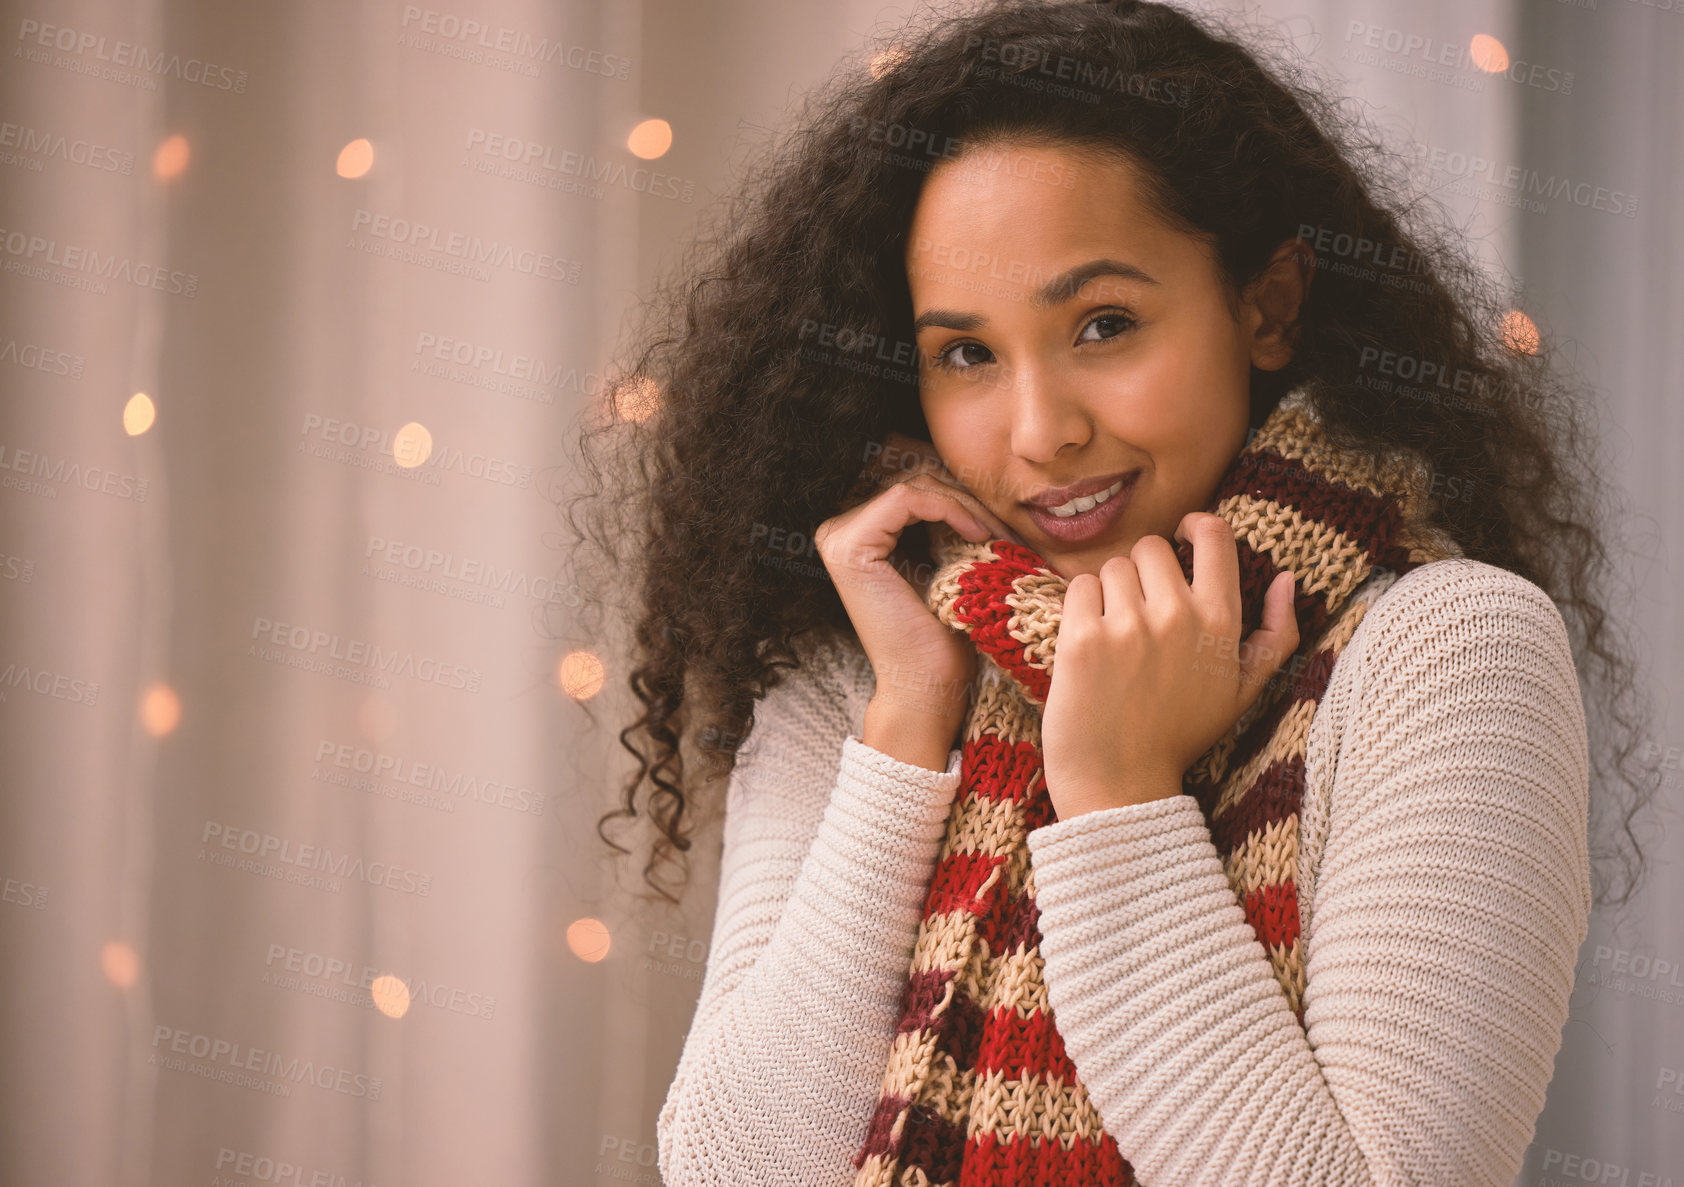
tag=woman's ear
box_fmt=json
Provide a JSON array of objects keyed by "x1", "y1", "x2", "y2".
[{"x1": 1245, "y1": 238, "x2": 1313, "y2": 372}]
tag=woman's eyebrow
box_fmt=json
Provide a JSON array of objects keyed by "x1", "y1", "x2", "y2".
[{"x1": 911, "y1": 258, "x2": 1159, "y2": 332}]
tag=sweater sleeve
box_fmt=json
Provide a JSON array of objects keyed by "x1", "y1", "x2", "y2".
[
  {"x1": 1022, "y1": 558, "x2": 1593, "y2": 1187},
  {"x1": 656, "y1": 638, "x2": 963, "y2": 1187}
]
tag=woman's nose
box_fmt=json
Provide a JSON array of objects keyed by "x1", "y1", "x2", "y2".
[{"x1": 1008, "y1": 364, "x2": 1091, "y2": 465}]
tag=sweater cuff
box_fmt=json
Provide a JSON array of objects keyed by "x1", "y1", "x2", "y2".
[
  {"x1": 1025, "y1": 793, "x2": 1207, "y2": 861},
  {"x1": 835, "y1": 735, "x2": 961, "y2": 846},
  {"x1": 1025, "y1": 795, "x2": 1227, "y2": 927},
  {"x1": 843, "y1": 733, "x2": 962, "y2": 788}
]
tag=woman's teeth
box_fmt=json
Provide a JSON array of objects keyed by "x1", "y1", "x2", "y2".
[{"x1": 1046, "y1": 477, "x2": 1127, "y2": 518}]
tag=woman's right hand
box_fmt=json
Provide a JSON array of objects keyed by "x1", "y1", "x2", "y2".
[{"x1": 816, "y1": 433, "x2": 1022, "y2": 747}]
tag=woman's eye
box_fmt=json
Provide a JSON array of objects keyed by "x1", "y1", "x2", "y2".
[
  {"x1": 1079, "y1": 311, "x2": 1138, "y2": 343},
  {"x1": 931, "y1": 341, "x2": 994, "y2": 371},
  {"x1": 929, "y1": 312, "x2": 1136, "y2": 371}
]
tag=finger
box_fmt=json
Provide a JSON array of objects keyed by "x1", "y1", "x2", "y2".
[
  {"x1": 1127, "y1": 533, "x2": 1188, "y2": 609},
  {"x1": 902, "y1": 474, "x2": 1023, "y2": 548},
  {"x1": 906, "y1": 483, "x2": 992, "y2": 543},
  {"x1": 1173, "y1": 512, "x2": 1241, "y2": 624},
  {"x1": 825, "y1": 483, "x2": 983, "y2": 571},
  {"x1": 823, "y1": 483, "x2": 991, "y2": 598},
  {"x1": 1062, "y1": 570, "x2": 1103, "y2": 626},
  {"x1": 875, "y1": 439, "x2": 1030, "y2": 550},
  {"x1": 1236, "y1": 570, "x2": 1300, "y2": 706},
  {"x1": 1096, "y1": 553, "x2": 1145, "y2": 619},
  {"x1": 882, "y1": 481, "x2": 1004, "y2": 553}
]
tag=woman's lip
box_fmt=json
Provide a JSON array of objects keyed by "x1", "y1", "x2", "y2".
[
  {"x1": 1023, "y1": 469, "x2": 1138, "y2": 509},
  {"x1": 1023, "y1": 472, "x2": 1139, "y2": 545}
]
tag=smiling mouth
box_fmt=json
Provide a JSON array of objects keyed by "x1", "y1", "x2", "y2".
[
  {"x1": 1022, "y1": 471, "x2": 1140, "y2": 546},
  {"x1": 1039, "y1": 476, "x2": 1129, "y2": 517}
]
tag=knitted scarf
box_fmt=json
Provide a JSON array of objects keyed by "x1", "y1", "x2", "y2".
[{"x1": 849, "y1": 387, "x2": 1460, "y2": 1186}]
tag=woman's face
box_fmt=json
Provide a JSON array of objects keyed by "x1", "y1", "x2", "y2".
[{"x1": 904, "y1": 139, "x2": 1307, "y2": 579}]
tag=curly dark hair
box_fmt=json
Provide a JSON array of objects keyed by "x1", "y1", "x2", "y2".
[{"x1": 554, "y1": 0, "x2": 1659, "y2": 913}]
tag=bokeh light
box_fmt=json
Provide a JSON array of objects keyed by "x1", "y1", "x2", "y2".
[
  {"x1": 627, "y1": 119, "x2": 673, "y2": 160},
  {"x1": 870, "y1": 48, "x2": 908, "y2": 79},
  {"x1": 614, "y1": 375, "x2": 661, "y2": 424},
  {"x1": 123, "y1": 393, "x2": 156, "y2": 436},
  {"x1": 392, "y1": 422, "x2": 433, "y2": 468},
  {"x1": 1470, "y1": 34, "x2": 1509, "y2": 73},
  {"x1": 558, "y1": 651, "x2": 606, "y2": 700},
  {"x1": 567, "y1": 918, "x2": 612, "y2": 963},
  {"x1": 337, "y1": 138, "x2": 375, "y2": 179},
  {"x1": 140, "y1": 683, "x2": 181, "y2": 737},
  {"x1": 370, "y1": 974, "x2": 412, "y2": 1019},
  {"x1": 357, "y1": 693, "x2": 400, "y2": 743},
  {"x1": 152, "y1": 134, "x2": 190, "y2": 180},
  {"x1": 1499, "y1": 309, "x2": 1540, "y2": 355},
  {"x1": 102, "y1": 942, "x2": 140, "y2": 989}
]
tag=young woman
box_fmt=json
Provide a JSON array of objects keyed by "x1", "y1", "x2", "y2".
[{"x1": 566, "y1": 2, "x2": 1655, "y2": 1184}]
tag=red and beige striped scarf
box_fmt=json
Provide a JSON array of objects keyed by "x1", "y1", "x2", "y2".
[{"x1": 850, "y1": 391, "x2": 1459, "y2": 1186}]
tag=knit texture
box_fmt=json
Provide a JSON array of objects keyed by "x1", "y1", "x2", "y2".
[
  {"x1": 848, "y1": 391, "x2": 1458, "y2": 1186},
  {"x1": 656, "y1": 413, "x2": 1592, "y2": 1187}
]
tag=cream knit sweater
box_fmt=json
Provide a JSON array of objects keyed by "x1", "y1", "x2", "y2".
[{"x1": 656, "y1": 557, "x2": 1592, "y2": 1187}]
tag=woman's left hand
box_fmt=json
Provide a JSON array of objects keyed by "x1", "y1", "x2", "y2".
[{"x1": 1039, "y1": 511, "x2": 1301, "y2": 819}]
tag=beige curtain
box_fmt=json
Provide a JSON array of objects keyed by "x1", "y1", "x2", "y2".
[{"x1": 1, "y1": 0, "x2": 1677, "y2": 1184}]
